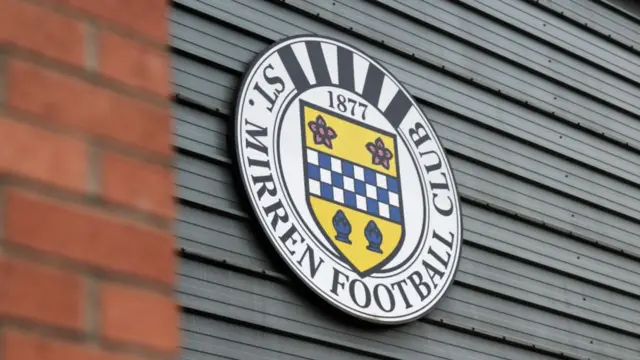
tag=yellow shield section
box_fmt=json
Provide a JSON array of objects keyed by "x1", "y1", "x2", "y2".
[{"x1": 301, "y1": 101, "x2": 404, "y2": 277}]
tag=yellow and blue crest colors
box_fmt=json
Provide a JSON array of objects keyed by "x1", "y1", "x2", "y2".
[
  {"x1": 301, "y1": 101, "x2": 404, "y2": 276},
  {"x1": 235, "y1": 35, "x2": 463, "y2": 324}
]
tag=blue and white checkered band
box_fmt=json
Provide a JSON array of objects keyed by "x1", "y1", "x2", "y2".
[{"x1": 305, "y1": 148, "x2": 402, "y2": 224}]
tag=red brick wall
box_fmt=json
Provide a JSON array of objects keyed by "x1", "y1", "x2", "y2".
[{"x1": 0, "y1": 1, "x2": 177, "y2": 360}]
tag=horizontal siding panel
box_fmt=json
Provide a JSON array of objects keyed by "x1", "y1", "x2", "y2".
[
  {"x1": 178, "y1": 259, "x2": 565, "y2": 360},
  {"x1": 379, "y1": 59, "x2": 640, "y2": 192},
  {"x1": 178, "y1": 258, "x2": 639, "y2": 359},
  {"x1": 177, "y1": 201, "x2": 640, "y2": 298},
  {"x1": 570, "y1": 0, "x2": 640, "y2": 38},
  {"x1": 172, "y1": 1, "x2": 640, "y2": 359},
  {"x1": 462, "y1": 205, "x2": 640, "y2": 297},
  {"x1": 378, "y1": 0, "x2": 640, "y2": 121},
  {"x1": 175, "y1": 202, "x2": 640, "y2": 337},
  {"x1": 171, "y1": 11, "x2": 262, "y2": 73},
  {"x1": 176, "y1": 205, "x2": 269, "y2": 270},
  {"x1": 174, "y1": 93, "x2": 640, "y2": 229},
  {"x1": 170, "y1": 16, "x2": 640, "y2": 297},
  {"x1": 175, "y1": 125, "x2": 640, "y2": 259},
  {"x1": 293, "y1": 0, "x2": 640, "y2": 159},
  {"x1": 452, "y1": 157, "x2": 640, "y2": 255},
  {"x1": 182, "y1": 313, "x2": 380, "y2": 360},
  {"x1": 181, "y1": 348, "x2": 233, "y2": 360},
  {"x1": 542, "y1": 0, "x2": 640, "y2": 49},
  {"x1": 174, "y1": 103, "x2": 229, "y2": 161},
  {"x1": 173, "y1": 56, "x2": 237, "y2": 114},
  {"x1": 428, "y1": 107, "x2": 640, "y2": 221},
  {"x1": 459, "y1": 0, "x2": 640, "y2": 84},
  {"x1": 433, "y1": 287, "x2": 640, "y2": 359},
  {"x1": 184, "y1": 317, "x2": 417, "y2": 360},
  {"x1": 175, "y1": 154, "x2": 242, "y2": 213},
  {"x1": 170, "y1": 1, "x2": 640, "y2": 192},
  {"x1": 172, "y1": 53, "x2": 640, "y2": 240},
  {"x1": 458, "y1": 247, "x2": 640, "y2": 334},
  {"x1": 603, "y1": 0, "x2": 640, "y2": 21}
]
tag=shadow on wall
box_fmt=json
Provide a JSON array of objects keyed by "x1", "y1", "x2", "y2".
[{"x1": 605, "y1": 0, "x2": 640, "y2": 18}]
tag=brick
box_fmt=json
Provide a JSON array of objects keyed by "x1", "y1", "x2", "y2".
[
  {"x1": 101, "y1": 152, "x2": 174, "y2": 219},
  {"x1": 5, "y1": 190, "x2": 175, "y2": 285},
  {"x1": 0, "y1": 0, "x2": 85, "y2": 66},
  {"x1": 0, "y1": 256, "x2": 84, "y2": 330},
  {"x1": 99, "y1": 32, "x2": 169, "y2": 97},
  {"x1": 100, "y1": 283, "x2": 178, "y2": 353},
  {"x1": 2, "y1": 330, "x2": 146, "y2": 360},
  {"x1": 0, "y1": 116, "x2": 88, "y2": 192},
  {"x1": 6, "y1": 60, "x2": 171, "y2": 156},
  {"x1": 46, "y1": 0, "x2": 167, "y2": 42}
]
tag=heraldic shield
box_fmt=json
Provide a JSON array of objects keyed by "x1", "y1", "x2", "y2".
[{"x1": 301, "y1": 100, "x2": 405, "y2": 277}]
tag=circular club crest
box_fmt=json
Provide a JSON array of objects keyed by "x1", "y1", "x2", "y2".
[{"x1": 234, "y1": 35, "x2": 462, "y2": 324}]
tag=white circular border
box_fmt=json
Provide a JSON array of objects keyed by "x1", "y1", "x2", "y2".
[{"x1": 233, "y1": 35, "x2": 463, "y2": 325}]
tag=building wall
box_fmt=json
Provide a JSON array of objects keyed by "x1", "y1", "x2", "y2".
[
  {"x1": 606, "y1": 0, "x2": 640, "y2": 16},
  {"x1": 0, "y1": 1, "x2": 178, "y2": 360},
  {"x1": 172, "y1": 1, "x2": 640, "y2": 359}
]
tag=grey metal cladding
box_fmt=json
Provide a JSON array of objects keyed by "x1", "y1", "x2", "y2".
[
  {"x1": 173, "y1": 55, "x2": 640, "y2": 254},
  {"x1": 193, "y1": 0, "x2": 640, "y2": 151},
  {"x1": 178, "y1": 257, "x2": 640, "y2": 360},
  {"x1": 545, "y1": 0, "x2": 640, "y2": 49},
  {"x1": 182, "y1": 312, "x2": 384, "y2": 360},
  {"x1": 173, "y1": 103, "x2": 229, "y2": 161},
  {"x1": 179, "y1": 259, "x2": 562, "y2": 360},
  {"x1": 171, "y1": 0, "x2": 640, "y2": 359},
  {"x1": 309, "y1": 0, "x2": 640, "y2": 148},
  {"x1": 380, "y1": 0, "x2": 640, "y2": 119},
  {"x1": 176, "y1": 187, "x2": 640, "y2": 336},
  {"x1": 171, "y1": 1, "x2": 640, "y2": 188},
  {"x1": 460, "y1": 0, "x2": 640, "y2": 83}
]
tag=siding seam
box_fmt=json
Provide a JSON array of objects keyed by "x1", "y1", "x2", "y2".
[
  {"x1": 172, "y1": 90, "x2": 640, "y2": 264},
  {"x1": 177, "y1": 251, "x2": 640, "y2": 341},
  {"x1": 176, "y1": 87, "x2": 640, "y2": 197},
  {"x1": 525, "y1": 0, "x2": 640, "y2": 54},
  {"x1": 452, "y1": 0, "x2": 640, "y2": 90},
  {"x1": 180, "y1": 307, "x2": 404, "y2": 360},
  {"x1": 592, "y1": 0, "x2": 640, "y2": 25},
  {"x1": 270, "y1": 0, "x2": 640, "y2": 155},
  {"x1": 363, "y1": 0, "x2": 640, "y2": 124},
  {"x1": 175, "y1": 198, "x2": 640, "y2": 300},
  {"x1": 172, "y1": 46, "x2": 640, "y2": 190}
]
